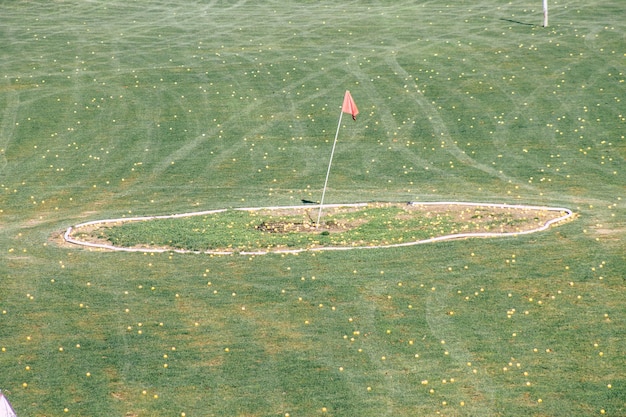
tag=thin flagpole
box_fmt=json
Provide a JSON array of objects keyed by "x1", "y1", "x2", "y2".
[{"x1": 316, "y1": 109, "x2": 344, "y2": 229}]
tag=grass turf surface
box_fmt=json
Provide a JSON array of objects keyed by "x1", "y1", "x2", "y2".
[{"x1": 1, "y1": 0, "x2": 624, "y2": 416}]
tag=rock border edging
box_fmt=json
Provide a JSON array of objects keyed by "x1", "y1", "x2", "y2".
[{"x1": 63, "y1": 202, "x2": 574, "y2": 255}]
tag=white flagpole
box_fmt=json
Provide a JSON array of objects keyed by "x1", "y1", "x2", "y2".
[
  {"x1": 316, "y1": 109, "x2": 345, "y2": 229},
  {"x1": 543, "y1": 0, "x2": 548, "y2": 27}
]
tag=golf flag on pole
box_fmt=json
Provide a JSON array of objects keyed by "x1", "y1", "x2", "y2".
[
  {"x1": 342, "y1": 90, "x2": 359, "y2": 120},
  {"x1": 316, "y1": 89, "x2": 360, "y2": 228}
]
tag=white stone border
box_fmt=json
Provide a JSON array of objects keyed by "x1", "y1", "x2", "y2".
[{"x1": 63, "y1": 202, "x2": 574, "y2": 255}]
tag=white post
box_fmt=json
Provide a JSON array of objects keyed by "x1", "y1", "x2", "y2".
[
  {"x1": 543, "y1": 0, "x2": 548, "y2": 27},
  {"x1": 316, "y1": 110, "x2": 344, "y2": 229}
]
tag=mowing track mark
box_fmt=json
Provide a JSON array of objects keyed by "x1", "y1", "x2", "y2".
[
  {"x1": 386, "y1": 55, "x2": 537, "y2": 192},
  {"x1": 0, "y1": 89, "x2": 19, "y2": 174}
]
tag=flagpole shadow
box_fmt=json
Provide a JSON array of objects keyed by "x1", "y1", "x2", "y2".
[{"x1": 500, "y1": 18, "x2": 535, "y2": 26}]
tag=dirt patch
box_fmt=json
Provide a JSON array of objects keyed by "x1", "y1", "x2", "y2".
[
  {"x1": 405, "y1": 203, "x2": 564, "y2": 232},
  {"x1": 236, "y1": 204, "x2": 373, "y2": 235}
]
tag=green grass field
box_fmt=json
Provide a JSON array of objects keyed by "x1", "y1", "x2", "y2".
[{"x1": 1, "y1": 0, "x2": 624, "y2": 416}]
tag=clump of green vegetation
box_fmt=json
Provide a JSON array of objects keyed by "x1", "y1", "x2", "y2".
[{"x1": 78, "y1": 203, "x2": 568, "y2": 252}]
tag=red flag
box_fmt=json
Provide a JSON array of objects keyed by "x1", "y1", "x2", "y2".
[{"x1": 342, "y1": 90, "x2": 359, "y2": 121}]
